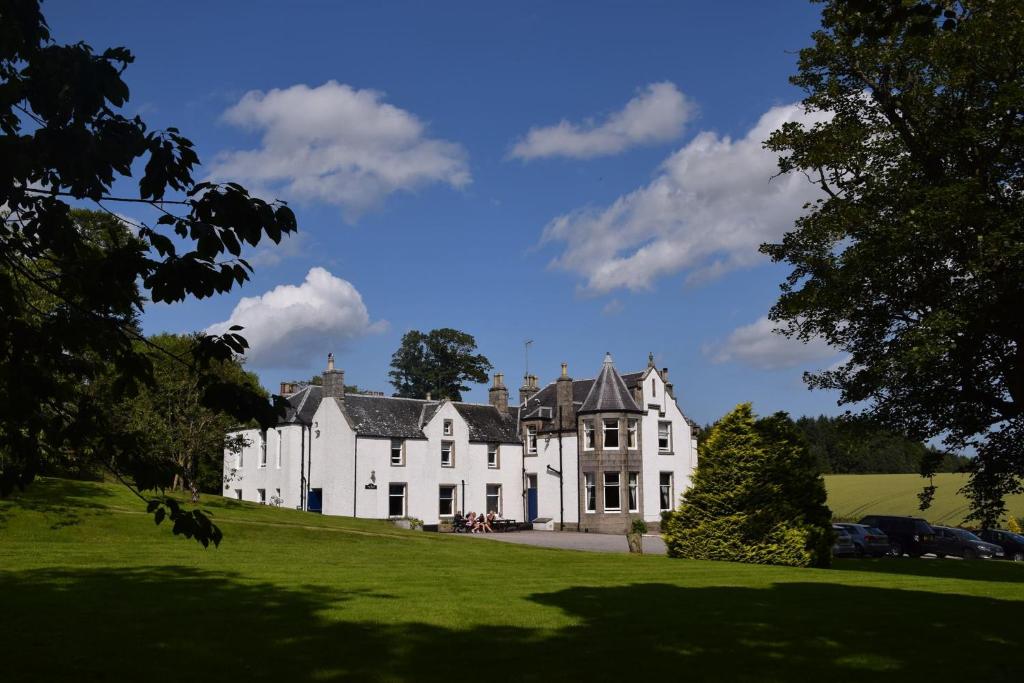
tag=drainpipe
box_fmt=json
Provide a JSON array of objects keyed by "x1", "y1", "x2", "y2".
[
  {"x1": 577, "y1": 419, "x2": 584, "y2": 532},
  {"x1": 558, "y1": 407, "x2": 564, "y2": 531},
  {"x1": 352, "y1": 433, "x2": 359, "y2": 517},
  {"x1": 461, "y1": 479, "x2": 466, "y2": 515},
  {"x1": 521, "y1": 434, "x2": 527, "y2": 521},
  {"x1": 299, "y1": 425, "x2": 306, "y2": 510}
]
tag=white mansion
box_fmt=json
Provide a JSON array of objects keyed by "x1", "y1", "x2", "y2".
[{"x1": 224, "y1": 352, "x2": 698, "y2": 532}]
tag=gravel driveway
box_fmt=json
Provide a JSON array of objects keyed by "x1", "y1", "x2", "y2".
[{"x1": 467, "y1": 529, "x2": 667, "y2": 555}]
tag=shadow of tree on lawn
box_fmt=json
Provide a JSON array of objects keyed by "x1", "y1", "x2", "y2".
[
  {"x1": 0, "y1": 566, "x2": 1019, "y2": 682},
  {"x1": 0, "y1": 477, "x2": 116, "y2": 529}
]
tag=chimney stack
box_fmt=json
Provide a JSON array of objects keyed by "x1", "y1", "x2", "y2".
[
  {"x1": 489, "y1": 372, "x2": 509, "y2": 415},
  {"x1": 322, "y1": 352, "x2": 346, "y2": 404},
  {"x1": 661, "y1": 367, "x2": 674, "y2": 399},
  {"x1": 519, "y1": 373, "x2": 539, "y2": 406},
  {"x1": 556, "y1": 362, "x2": 574, "y2": 429}
]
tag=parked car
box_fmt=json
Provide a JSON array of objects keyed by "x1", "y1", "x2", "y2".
[
  {"x1": 858, "y1": 515, "x2": 936, "y2": 557},
  {"x1": 977, "y1": 529, "x2": 1024, "y2": 562},
  {"x1": 925, "y1": 526, "x2": 1003, "y2": 559},
  {"x1": 831, "y1": 524, "x2": 857, "y2": 558},
  {"x1": 835, "y1": 523, "x2": 890, "y2": 557}
]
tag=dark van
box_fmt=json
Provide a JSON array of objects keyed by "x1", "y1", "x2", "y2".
[{"x1": 857, "y1": 515, "x2": 935, "y2": 557}]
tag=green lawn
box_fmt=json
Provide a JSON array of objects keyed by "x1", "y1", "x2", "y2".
[
  {"x1": 825, "y1": 472, "x2": 1024, "y2": 524},
  {"x1": 1, "y1": 478, "x2": 1022, "y2": 682}
]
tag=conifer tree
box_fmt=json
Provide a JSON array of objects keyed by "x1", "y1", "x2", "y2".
[{"x1": 663, "y1": 403, "x2": 834, "y2": 568}]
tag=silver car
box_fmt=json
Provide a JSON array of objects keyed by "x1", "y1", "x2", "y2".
[{"x1": 836, "y1": 523, "x2": 891, "y2": 557}]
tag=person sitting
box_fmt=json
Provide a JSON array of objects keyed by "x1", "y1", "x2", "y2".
[
  {"x1": 453, "y1": 511, "x2": 465, "y2": 533},
  {"x1": 480, "y1": 512, "x2": 493, "y2": 533},
  {"x1": 466, "y1": 511, "x2": 478, "y2": 533},
  {"x1": 486, "y1": 511, "x2": 497, "y2": 531}
]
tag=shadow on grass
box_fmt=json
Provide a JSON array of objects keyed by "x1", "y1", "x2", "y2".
[
  {"x1": 0, "y1": 477, "x2": 116, "y2": 529},
  {"x1": 834, "y1": 556, "x2": 1024, "y2": 583},
  {"x1": 0, "y1": 566, "x2": 1020, "y2": 682}
]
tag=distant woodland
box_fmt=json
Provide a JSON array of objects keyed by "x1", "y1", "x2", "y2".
[
  {"x1": 702, "y1": 414, "x2": 972, "y2": 475},
  {"x1": 794, "y1": 416, "x2": 971, "y2": 475}
]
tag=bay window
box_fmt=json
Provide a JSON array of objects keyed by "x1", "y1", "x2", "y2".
[
  {"x1": 584, "y1": 472, "x2": 596, "y2": 513},
  {"x1": 603, "y1": 472, "x2": 620, "y2": 512},
  {"x1": 603, "y1": 419, "x2": 619, "y2": 449}
]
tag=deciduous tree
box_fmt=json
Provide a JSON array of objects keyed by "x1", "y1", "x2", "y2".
[
  {"x1": 388, "y1": 329, "x2": 492, "y2": 401},
  {"x1": 762, "y1": 0, "x2": 1024, "y2": 527},
  {"x1": 105, "y1": 334, "x2": 267, "y2": 503},
  {"x1": 0, "y1": 0, "x2": 293, "y2": 545}
]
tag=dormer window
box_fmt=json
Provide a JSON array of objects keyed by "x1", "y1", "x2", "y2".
[
  {"x1": 603, "y1": 419, "x2": 619, "y2": 449},
  {"x1": 526, "y1": 425, "x2": 537, "y2": 454},
  {"x1": 443, "y1": 419, "x2": 453, "y2": 436}
]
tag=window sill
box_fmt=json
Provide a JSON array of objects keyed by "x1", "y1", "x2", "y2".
[
  {"x1": 659, "y1": 451, "x2": 674, "y2": 456},
  {"x1": 441, "y1": 464, "x2": 454, "y2": 468},
  {"x1": 604, "y1": 509, "x2": 622, "y2": 514}
]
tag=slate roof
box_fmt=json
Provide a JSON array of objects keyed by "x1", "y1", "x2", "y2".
[
  {"x1": 344, "y1": 394, "x2": 436, "y2": 439},
  {"x1": 578, "y1": 354, "x2": 643, "y2": 414},
  {"x1": 274, "y1": 386, "x2": 521, "y2": 443},
  {"x1": 454, "y1": 403, "x2": 522, "y2": 443},
  {"x1": 522, "y1": 370, "x2": 647, "y2": 420},
  {"x1": 281, "y1": 385, "x2": 322, "y2": 424}
]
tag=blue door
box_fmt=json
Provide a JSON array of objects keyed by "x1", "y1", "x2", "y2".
[
  {"x1": 307, "y1": 488, "x2": 323, "y2": 514},
  {"x1": 527, "y1": 488, "x2": 538, "y2": 522}
]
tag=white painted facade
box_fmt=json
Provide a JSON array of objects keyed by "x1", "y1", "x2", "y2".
[{"x1": 224, "y1": 355, "x2": 697, "y2": 531}]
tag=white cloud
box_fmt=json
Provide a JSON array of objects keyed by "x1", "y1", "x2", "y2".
[
  {"x1": 210, "y1": 81, "x2": 470, "y2": 219},
  {"x1": 207, "y1": 267, "x2": 387, "y2": 368},
  {"x1": 510, "y1": 82, "x2": 693, "y2": 160},
  {"x1": 707, "y1": 316, "x2": 839, "y2": 370},
  {"x1": 541, "y1": 103, "x2": 830, "y2": 293}
]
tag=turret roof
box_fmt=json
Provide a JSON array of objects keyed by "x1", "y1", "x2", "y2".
[{"x1": 578, "y1": 353, "x2": 644, "y2": 415}]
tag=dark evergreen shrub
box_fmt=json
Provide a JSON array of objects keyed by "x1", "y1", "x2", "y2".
[{"x1": 663, "y1": 403, "x2": 834, "y2": 568}]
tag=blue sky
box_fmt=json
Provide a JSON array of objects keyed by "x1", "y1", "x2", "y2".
[{"x1": 47, "y1": 0, "x2": 846, "y2": 424}]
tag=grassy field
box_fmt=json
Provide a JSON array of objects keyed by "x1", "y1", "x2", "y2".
[
  {"x1": 825, "y1": 472, "x2": 1024, "y2": 524},
  {"x1": 1, "y1": 478, "x2": 1023, "y2": 682}
]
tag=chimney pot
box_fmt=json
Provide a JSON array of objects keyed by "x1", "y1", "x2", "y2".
[{"x1": 560, "y1": 362, "x2": 568, "y2": 378}]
